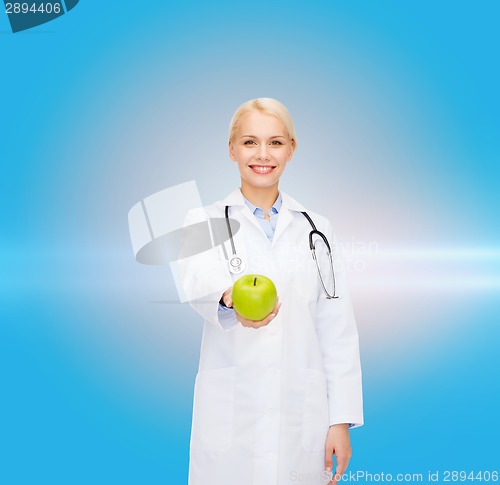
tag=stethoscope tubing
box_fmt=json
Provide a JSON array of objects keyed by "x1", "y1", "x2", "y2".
[{"x1": 224, "y1": 205, "x2": 338, "y2": 298}]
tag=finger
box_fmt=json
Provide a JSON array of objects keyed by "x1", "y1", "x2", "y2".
[
  {"x1": 237, "y1": 316, "x2": 253, "y2": 328},
  {"x1": 245, "y1": 314, "x2": 275, "y2": 329},
  {"x1": 271, "y1": 299, "x2": 281, "y2": 314},
  {"x1": 334, "y1": 455, "x2": 351, "y2": 479},
  {"x1": 330, "y1": 472, "x2": 340, "y2": 485},
  {"x1": 252, "y1": 314, "x2": 276, "y2": 328},
  {"x1": 249, "y1": 301, "x2": 281, "y2": 328},
  {"x1": 330, "y1": 462, "x2": 347, "y2": 485},
  {"x1": 256, "y1": 301, "x2": 281, "y2": 326},
  {"x1": 337, "y1": 450, "x2": 351, "y2": 472},
  {"x1": 261, "y1": 308, "x2": 279, "y2": 325},
  {"x1": 272, "y1": 298, "x2": 281, "y2": 313},
  {"x1": 324, "y1": 450, "x2": 333, "y2": 477},
  {"x1": 222, "y1": 288, "x2": 233, "y2": 307},
  {"x1": 237, "y1": 315, "x2": 263, "y2": 329},
  {"x1": 237, "y1": 303, "x2": 280, "y2": 329}
]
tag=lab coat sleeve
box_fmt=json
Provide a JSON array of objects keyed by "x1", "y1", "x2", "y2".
[
  {"x1": 176, "y1": 207, "x2": 239, "y2": 332},
  {"x1": 315, "y1": 221, "x2": 364, "y2": 428}
]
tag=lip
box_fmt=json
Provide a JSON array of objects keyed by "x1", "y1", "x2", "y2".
[{"x1": 248, "y1": 164, "x2": 277, "y2": 175}]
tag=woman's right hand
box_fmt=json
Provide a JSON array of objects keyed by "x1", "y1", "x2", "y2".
[{"x1": 221, "y1": 288, "x2": 281, "y2": 329}]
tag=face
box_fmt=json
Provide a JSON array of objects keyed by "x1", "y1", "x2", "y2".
[{"x1": 229, "y1": 110, "x2": 295, "y2": 191}]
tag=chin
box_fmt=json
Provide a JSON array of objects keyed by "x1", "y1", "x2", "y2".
[{"x1": 244, "y1": 178, "x2": 280, "y2": 190}]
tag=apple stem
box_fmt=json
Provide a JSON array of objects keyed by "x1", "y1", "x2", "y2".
[{"x1": 253, "y1": 277, "x2": 257, "y2": 286}]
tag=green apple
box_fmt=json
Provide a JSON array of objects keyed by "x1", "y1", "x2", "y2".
[{"x1": 232, "y1": 274, "x2": 278, "y2": 321}]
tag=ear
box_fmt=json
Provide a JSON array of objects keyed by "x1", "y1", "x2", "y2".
[
  {"x1": 286, "y1": 139, "x2": 296, "y2": 161},
  {"x1": 229, "y1": 141, "x2": 237, "y2": 162}
]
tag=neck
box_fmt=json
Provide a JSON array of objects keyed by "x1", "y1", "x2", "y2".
[{"x1": 240, "y1": 181, "x2": 279, "y2": 212}]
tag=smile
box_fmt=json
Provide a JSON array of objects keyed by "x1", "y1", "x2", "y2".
[{"x1": 249, "y1": 165, "x2": 276, "y2": 174}]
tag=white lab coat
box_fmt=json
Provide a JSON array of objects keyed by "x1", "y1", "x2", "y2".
[{"x1": 178, "y1": 188, "x2": 363, "y2": 485}]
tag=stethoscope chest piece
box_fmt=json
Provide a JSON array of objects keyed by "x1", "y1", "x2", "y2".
[{"x1": 228, "y1": 254, "x2": 246, "y2": 274}]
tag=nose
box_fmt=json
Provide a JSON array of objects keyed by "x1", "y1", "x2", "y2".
[{"x1": 257, "y1": 145, "x2": 271, "y2": 161}]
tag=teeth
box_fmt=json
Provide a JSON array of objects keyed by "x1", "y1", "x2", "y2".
[{"x1": 251, "y1": 166, "x2": 275, "y2": 173}]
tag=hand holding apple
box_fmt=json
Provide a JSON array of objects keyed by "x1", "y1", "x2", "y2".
[
  {"x1": 221, "y1": 274, "x2": 280, "y2": 329},
  {"x1": 233, "y1": 274, "x2": 278, "y2": 319}
]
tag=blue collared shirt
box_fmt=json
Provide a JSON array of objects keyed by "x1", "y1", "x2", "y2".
[{"x1": 242, "y1": 192, "x2": 282, "y2": 241}]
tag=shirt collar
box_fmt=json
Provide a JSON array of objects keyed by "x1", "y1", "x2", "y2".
[
  {"x1": 220, "y1": 188, "x2": 306, "y2": 212},
  {"x1": 242, "y1": 191, "x2": 282, "y2": 216}
]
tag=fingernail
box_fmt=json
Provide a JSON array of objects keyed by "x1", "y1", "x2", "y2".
[
  {"x1": 326, "y1": 467, "x2": 332, "y2": 474},
  {"x1": 228, "y1": 300, "x2": 232, "y2": 306},
  {"x1": 270, "y1": 314, "x2": 276, "y2": 320}
]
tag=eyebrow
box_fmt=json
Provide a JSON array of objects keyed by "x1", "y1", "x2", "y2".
[{"x1": 240, "y1": 135, "x2": 286, "y2": 139}]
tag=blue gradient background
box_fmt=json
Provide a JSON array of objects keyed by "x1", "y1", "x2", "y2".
[{"x1": 1, "y1": 1, "x2": 499, "y2": 483}]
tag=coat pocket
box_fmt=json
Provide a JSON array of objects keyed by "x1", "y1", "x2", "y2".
[
  {"x1": 301, "y1": 368, "x2": 330, "y2": 452},
  {"x1": 190, "y1": 367, "x2": 235, "y2": 452}
]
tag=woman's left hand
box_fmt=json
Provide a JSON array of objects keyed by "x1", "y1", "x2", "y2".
[{"x1": 325, "y1": 423, "x2": 352, "y2": 484}]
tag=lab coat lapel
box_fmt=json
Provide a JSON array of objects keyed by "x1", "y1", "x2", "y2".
[
  {"x1": 272, "y1": 191, "x2": 307, "y2": 247},
  {"x1": 220, "y1": 188, "x2": 266, "y2": 239},
  {"x1": 241, "y1": 205, "x2": 267, "y2": 237},
  {"x1": 272, "y1": 206, "x2": 293, "y2": 248}
]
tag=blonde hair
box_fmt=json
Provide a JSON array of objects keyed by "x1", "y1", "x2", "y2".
[{"x1": 228, "y1": 98, "x2": 297, "y2": 148}]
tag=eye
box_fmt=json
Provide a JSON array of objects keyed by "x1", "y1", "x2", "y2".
[
  {"x1": 271, "y1": 140, "x2": 283, "y2": 145},
  {"x1": 244, "y1": 140, "x2": 256, "y2": 145}
]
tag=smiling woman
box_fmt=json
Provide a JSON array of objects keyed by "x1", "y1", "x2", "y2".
[
  {"x1": 228, "y1": 99, "x2": 297, "y2": 207},
  {"x1": 179, "y1": 97, "x2": 363, "y2": 485}
]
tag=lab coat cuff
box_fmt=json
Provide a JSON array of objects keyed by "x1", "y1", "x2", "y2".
[{"x1": 329, "y1": 418, "x2": 364, "y2": 429}]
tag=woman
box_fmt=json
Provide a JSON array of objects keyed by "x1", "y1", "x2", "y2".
[{"x1": 180, "y1": 98, "x2": 363, "y2": 485}]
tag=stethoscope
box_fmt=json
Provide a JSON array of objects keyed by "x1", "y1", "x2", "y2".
[{"x1": 224, "y1": 206, "x2": 338, "y2": 299}]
